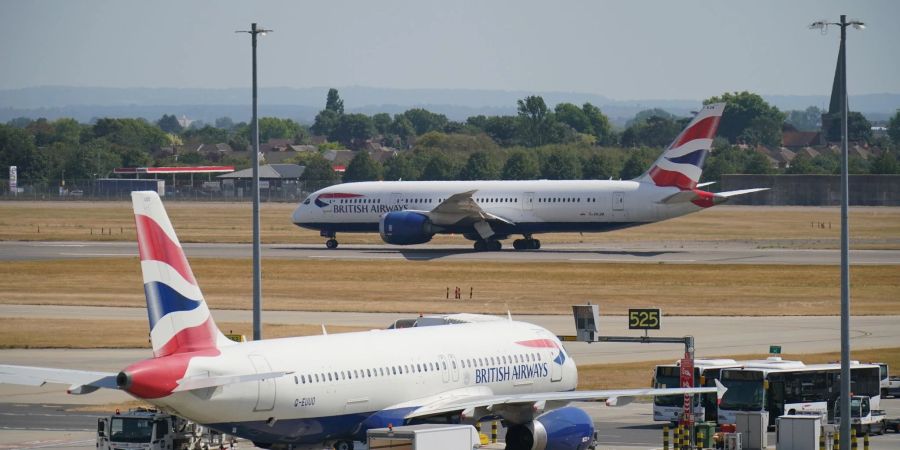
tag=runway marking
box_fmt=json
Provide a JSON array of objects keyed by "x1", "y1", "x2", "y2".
[
  {"x1": 58, "y1": 252, "x2": 135, "y2": 257},
  {"x1": 308, "y1": 255, "x2": 403, "y2": 259},
  {"x1": 569, "y1": 258, "x2": 697, "y2": 263}
]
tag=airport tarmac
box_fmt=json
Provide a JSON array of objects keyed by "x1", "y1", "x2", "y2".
[{"x1": 2, "y1": 240, "x2": 900, "y2": 264}]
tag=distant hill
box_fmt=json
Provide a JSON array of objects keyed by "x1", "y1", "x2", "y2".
[{"x1": 1, "y1": 86, "x2": 897, "y2": 126}]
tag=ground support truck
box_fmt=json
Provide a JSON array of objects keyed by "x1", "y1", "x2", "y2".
[
  {"x1": 97, "y1": 407, "x2": 233, "y2": 450},
  {"x1": 834, "y1": 396, "x2": 887, "y2": 435}
]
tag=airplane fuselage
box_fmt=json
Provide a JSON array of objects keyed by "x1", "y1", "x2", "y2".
[
  {"x1": 151, "y1": 319, "x2": 577, "y2": 447},
  {"x1": 292, "y1": 179, "x2": 701, "y2": 238}
]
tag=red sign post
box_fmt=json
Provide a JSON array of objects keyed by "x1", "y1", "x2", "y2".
[{"x1": 680, "y1": 353, "x2": 695, "y2": 427}]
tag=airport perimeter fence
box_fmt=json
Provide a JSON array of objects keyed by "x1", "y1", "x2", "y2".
[
  {"x1": 0, "y1": 179, "x2": 340, "y2": 203},
  {"x1": 721, "y1": 174, "x2": 900, "y2": 206}
]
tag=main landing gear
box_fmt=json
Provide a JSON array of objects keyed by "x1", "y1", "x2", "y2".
[
  {"x1": 512, "y1": 235, "x2": 541, "y2": 250},
  {"x1": 473, "y1": 239, "x2": 502, "y2": 252},
  {"x1": 333, "y1": 440, "x2": 354, "y2": 450},
  {"x1": 322, "y1": 231, "x2": 339, "y2": 249}
]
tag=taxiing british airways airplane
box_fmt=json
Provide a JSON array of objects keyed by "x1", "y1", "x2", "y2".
[
  {"x1": 293, "y1": 103, "x2": 766, "y2": 250},
  {"x1": 1, "y1": 192, "x2": 722, "y2": 450}
]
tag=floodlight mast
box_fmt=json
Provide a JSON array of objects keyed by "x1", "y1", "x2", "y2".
[
  {"x1": 236, "y1": 23, "x2": 273, "y2": 341},
  {"x1": 809, "y1": 14, "x2": 863, "y2": 450}
]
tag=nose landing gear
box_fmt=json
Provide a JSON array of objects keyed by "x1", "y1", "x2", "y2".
[{"x1": 322, "y1": 231, "x2": 339, "y2": 249}]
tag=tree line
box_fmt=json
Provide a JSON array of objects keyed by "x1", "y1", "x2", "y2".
[{"x1": 2, "y1": 88, "x2": 899, "y2": 187}]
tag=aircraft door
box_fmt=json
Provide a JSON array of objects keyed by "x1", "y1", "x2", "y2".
[
  {"x1": 248, "y1": 355, "x2": 277, "y2": 412},
  {"x1": 449, "y1": 355, "x2": 460, "y2": 383},
  {"x1": 390, "y1": 192, "x2": 403, "y2": 210},
  {"x1": 612, "y1": 191, "x2": 626, "y2": 220},
  {"x1": 523, "y1": 192, "x2": 534, "y2": 211},
  {"x1": 439, "y1": 355, "x2": 450, "y2": 383},
  {"x1": 550, "y1": 350, "x2": 562, "y2": 382}
]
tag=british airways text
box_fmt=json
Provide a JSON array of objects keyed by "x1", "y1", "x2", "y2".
[
  {"x1": 476, "y1": 362, "x2": 549, "y2": 384},
  {"x1": 330, "y1": 203, "x2": 407, "y2": 214}
]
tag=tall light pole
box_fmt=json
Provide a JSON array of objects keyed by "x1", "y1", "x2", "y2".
[
  {"x1": 236, "y1": 23, "x2": 272, "y2": 341},
  {"x1": 810, "y1": 15, "x2": 864, "y2": 450}
]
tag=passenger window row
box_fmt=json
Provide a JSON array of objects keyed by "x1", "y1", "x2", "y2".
[
  {"x1": 292, "y1": 352, "x2": 544, "y2": 385},
  {"x1": 538, "y1": 197, "x2": 599, "y2": 203}
]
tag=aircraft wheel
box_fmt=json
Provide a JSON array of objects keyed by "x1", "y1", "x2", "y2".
[
  {"x1": 533, "y1": 239, "x2": 541, "y2": 250},
  {"x1": 333, "y1": 441, "x2": 354, "y2": 450},
  {"x1": 474, "y1": 240, "x2": 487, "y2": 251},
  {"x1": 325, "y1": 239, "x2": 339, "y2": 249},
  {"x1": 513, "y1": 239, "x2": 524, "y2": 250},
  {"x1": 488, "y1": 240, "x2": 502, "y2": 251}
]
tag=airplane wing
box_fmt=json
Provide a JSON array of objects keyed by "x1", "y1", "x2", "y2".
[
  {"x1": 424, "y1": 190, "x2": 515, "y2": 239},
  {"x1": 0, "y1": 364, "x2": 118, "y2": 395},
  {"x1": 173, "y1": 371, "x2": 294, "y2": 392},
  {"x1": 402, "y1": 382, "x2": 726, "y2": 423}
]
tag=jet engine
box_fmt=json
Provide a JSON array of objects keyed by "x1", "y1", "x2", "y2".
[
  {"x1": 504, "y1": 407, "x2": 595, "y2": 450},
  {"x1": 379, "y1": 211, "x2": 435, "y2": 245}
]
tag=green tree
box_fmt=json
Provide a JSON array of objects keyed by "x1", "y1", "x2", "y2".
[
  {"x1": 869, "y1": 150, "x2": 900, "y2": 174},
  {"x1": 311, "y1": 110, "x2": 340, "y2": 138},
  {"x1": 517, "y1": 96, "x2": 552, "y2": 147},
  {"x1": 483, "y1": 116, "x2": 519, "y2": 146},
  {"x1": 299, "y1": 154, "x2": 340, "y2": 189},
  {"x1": 342, "y1": 151, "x2": 382, "y2": 182},
  {"x1": 704, "y1": 91, "x2": 785, "y2": 146},
  {"x1": 582, "y1": 152, "x2": 618, "y2": 179},
  {"x1": 257, "y1": 117, "x2": 305, "y2": 143},
  {"x1": 554, "y1": 103, "x2": 591, "y2": 134},
  {"x1": 889, "y1": 111, "x2": 900, "y2": 147},
  {"x1": 627, "y1": 108, "x2": 678, "y2": 127},
  {"x1": 459, "y1": 151, "x2": 500, "y2": 180},
  {"x1": 215, "y1": 116, "x2": 235, "y2": 130},
  {"x1": 331, "y1": 114, "x2": 375, "y2": 149},
  {"x1": 389, "y1": 114, "x2": 415, "y2": 148},
  {"x1": 420, "y1": 153, "x2": 458, "y2": 180},
  {"x1": 0, "y1": 124, "x2": 44, "y2": 182},
  {"x1": 822, "y1": 111, "x2": 872, "y2": 143},
  {"x1": 786, "y1": 153, "x2": 819, "y2": 174},
  {"x1": 372, "y1": 113, "x2": 392, "y2": 136},
  {"x1": 622, "y1": 116, "x2": 683, "y2": 148},
  {"x1": 619, "y1": 148, "x2": 657, "y2": 179},
  {"x1": 92, "y1": 118, "x2": 168, "y2": 151},
  {"x1": 383, "y1": 152, "x2": 420, "y2": 180},
  {"x1": 501, "y1": 150, "x2": 540, "y2": 180},
  {"x1": 156, "y1": 114, "x2": 183, "y2": 134},
  {"x1": 582, "y1": 103, "x2": 616, "y2": 145},
  {"x1": 785, "y1": 106, "x2": 823, "y2": 131},
  {"x1": 403, "y1": 108, "x2": 448, "y2": 135},
  {"x1": 325, "y1": 88, "x2": 344, "y2": 114},
  {"x1": 540, "y1": 149, "x2": 581, "y2": 179}
]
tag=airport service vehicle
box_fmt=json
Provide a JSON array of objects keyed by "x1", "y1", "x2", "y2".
[
  {"x1": 718, "y1": 358, "x2": 882, "y2": 427},
  {"x1": 887, "y1": 375, "x2": 900, "y2": 398},
  {"x1": 0, "y1": 191, "x2": 724, "y2": 450},
  {"x1": 653, "y1": 359, "x2": 742, "y2": 423},
  {"x1": 833, "y1": 395, "x2": 887, "y2": 435},
  {"x1": 97, "y1": 407, "x2": 229, "y2": 450},
  {"x1": 292, "y1": 103, "x2": 767, "y2": 250}
]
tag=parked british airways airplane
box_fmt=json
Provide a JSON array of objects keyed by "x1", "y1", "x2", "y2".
[
  {"x1": 293, "y1": 103, "x2": 766, "y2": 250},
  {"x1": 0, "y1": 192, "x2": 722, "y2": 450}
]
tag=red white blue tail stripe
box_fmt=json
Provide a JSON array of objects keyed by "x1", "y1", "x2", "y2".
[
  {"x1": 132, "y1": 191, "x2": 230, "y2": 357},
  {"x1": 643, "y1": 103, "x2": 725, "y2": 190}
]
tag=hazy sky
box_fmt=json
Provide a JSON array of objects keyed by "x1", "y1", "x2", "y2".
[{"x1": 1, "y1": 0, "x2": 898, "y2": 100}]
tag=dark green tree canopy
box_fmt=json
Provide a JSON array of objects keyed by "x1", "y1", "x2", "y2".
[
  {"x1": 822, "y1": 111, "x2": 872, "y2": 143},
  {"x1": 342, "y1": 151, "x2": 382, "y2": 182},
  {"x1": 540, "y1": 149, "x2": 581, "y2": 179},
  {"x1": 403, "y1": 108, "x2": 449, "y2": 135},
  {"x1": 704, "y1": 91, "x2": 785, "y2": 146},
  {"x1": 459, "y1": 151, "x2": 500, "y2": 180},
  {"x1": 325, "y1": 88, "x2": 344, "y2": 114},
  {"x1": 156, "y1": 114, "x2": 183, "y2": 134},
  {"x1": 889, "y1": 111, "x2": 900, "y2": 147},
  {"x1": 501, "y1": 150, "x2": 540, "y2": 180},
  {"x1": 420, "y1": 152, "x2": 458, "y2": 180},
  {"x1": 332, "y1": 114, "x2": 375, "y2": 150},
  {"x1": 299, "y1": 154, "x2": 340, "y2": 188},
  {"x1": 383, "y1": 152, "x2": 420, "y2": 181}
]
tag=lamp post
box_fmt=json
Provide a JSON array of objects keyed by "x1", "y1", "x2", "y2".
[
  {"x1": 809, "y1": 15, "x2": 864, "y2": 450},
  {"x1": 236, "y1": 23, "x2": 272, "y2": 341}
]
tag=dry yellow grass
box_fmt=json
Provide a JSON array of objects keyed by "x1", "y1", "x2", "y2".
[
  {"x1": 0, "y1": 258, "x2": 897, "y2": 315},
  {"x1": 577, "y1": 347, "x2": 900, "y2": 390},
  {"x1": 0, "y1": 201, "x2": 898, "y2": 249},
  {"x1": 0, "y1": 318, "x2": 369, "y2": 349}
]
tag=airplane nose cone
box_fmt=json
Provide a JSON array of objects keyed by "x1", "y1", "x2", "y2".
[{"x1": 292, "y1": 204, "x2": 305, "y2": 224}]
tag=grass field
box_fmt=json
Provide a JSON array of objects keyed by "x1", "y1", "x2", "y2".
[
  {"x1": 1, "y1": 258, "x2": 897, "y2": 315},
  {"x1": 1, "y1": 201, "x2": 899, "y2": 249}
]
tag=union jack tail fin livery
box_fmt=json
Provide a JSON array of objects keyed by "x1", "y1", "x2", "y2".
[
  {"x1": 638, "y1": 102, "x2": 726, "y2": 190},
  {"x1": 132, "y1": 191, "x2": 232, "y2": 358}
]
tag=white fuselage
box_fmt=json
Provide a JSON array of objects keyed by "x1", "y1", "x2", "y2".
[
  {"x1": 150, "y1": 319, "x2": 577, "y2": 447},
  {"x1": 292, "y1": 180, "x2": 701, "y2": 237}
]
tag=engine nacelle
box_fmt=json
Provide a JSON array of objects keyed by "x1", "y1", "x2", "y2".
[
  {"x1": 504, "y1": 407, "x2": 595, "y2": 450},
  {"x1": 379, "y1": 211, "x2": 435, "y2": 245}
]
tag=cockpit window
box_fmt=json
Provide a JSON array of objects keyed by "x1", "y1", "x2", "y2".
[{"x1": 303, "y1": 198, "x2": 311, "y2": 205}]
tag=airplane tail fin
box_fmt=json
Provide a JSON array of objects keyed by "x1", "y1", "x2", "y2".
[
  {"x1": 636, "y1": 103, "x2": 726, "y2": 190},
  {"x1": 132, "y1": 191, "x2": 232, "y2": 357}
]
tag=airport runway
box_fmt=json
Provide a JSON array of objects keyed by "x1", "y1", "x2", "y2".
[{"x1": 2, "y1": 240, "x2": 900, "y2": 264}]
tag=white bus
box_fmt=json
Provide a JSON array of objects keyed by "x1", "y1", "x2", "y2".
[
  {"x1": 718, "y1": 358, "x2": 882, "y2": 427},
  {"x1": 652, "y1": 359, "x2": 742, "y2": 423}
]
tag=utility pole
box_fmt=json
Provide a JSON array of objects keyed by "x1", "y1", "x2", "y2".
[
  {"x1": 810, "y1": 15, "x2": 864, "y2": 450},
  {"x1": 237, "y1": 23, "x2": 273, "y2": 341}
]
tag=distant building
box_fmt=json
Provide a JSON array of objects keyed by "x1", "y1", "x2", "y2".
[{"x1": 217, "y1": 163, "x2": 306, "y2": 200}]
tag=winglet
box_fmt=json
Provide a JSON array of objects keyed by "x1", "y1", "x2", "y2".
[{"x1": 715, "y1": 379, "x2": 728, "y2": 405}]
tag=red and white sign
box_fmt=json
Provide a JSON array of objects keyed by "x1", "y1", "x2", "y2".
[{"x1": 680, "y1": 354, "x2": 694, "y2": 426}]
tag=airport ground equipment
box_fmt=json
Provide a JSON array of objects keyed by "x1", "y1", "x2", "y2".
[
  {"x1": 833, "y1": 396, "x2": 886, "y2": 435},
  {"x1": 735, "y1": 412, "x2": 768, "y2": 450},
  {"x1": 886, "y1": 375, "x2": 900, "y2": 398},
  {"x1": 776, "y1": 415, "x2": 821, "y2": 450},
  {"x1": 97, "y1": 407, "x2": 230, "y2": 450},
  {"x1": 366, "y1": 424, "x2": 481, "y2": 450}
]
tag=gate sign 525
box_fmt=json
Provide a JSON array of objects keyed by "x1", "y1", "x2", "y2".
[{"x1": 628, "y1": 308, "x2": 661, "y2": 330}]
